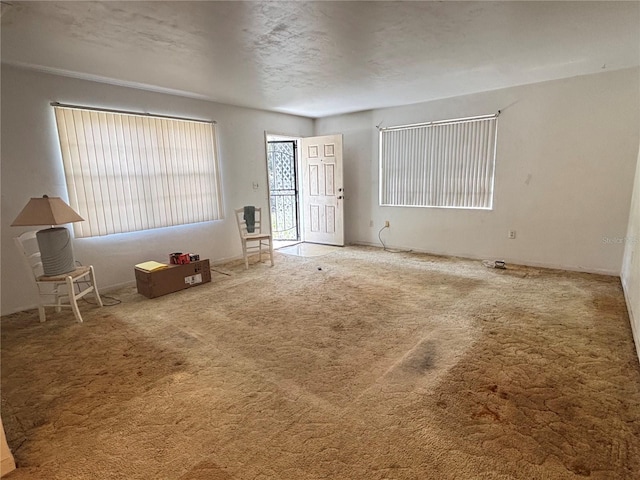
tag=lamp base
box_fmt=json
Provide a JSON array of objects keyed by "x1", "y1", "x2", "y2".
[{"x1": 36, "y1": 227, "x2": 76, "y2": 276}]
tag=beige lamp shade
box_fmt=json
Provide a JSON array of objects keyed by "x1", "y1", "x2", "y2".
[{"x1": 11, "y1": 196, "x2": 84, "y2": 226}]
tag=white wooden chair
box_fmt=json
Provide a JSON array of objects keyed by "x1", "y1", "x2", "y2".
[
  {"x1": 235, "y1": 207, "x2": 274, "y2": 269},
  {"x1": 14, "y1": 231, "x2": 103, "y2": 323}
]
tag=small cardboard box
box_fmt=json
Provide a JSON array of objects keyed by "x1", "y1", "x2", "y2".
[{"x1": 135, "y1": 259, "x2": 211, "y2": 299}]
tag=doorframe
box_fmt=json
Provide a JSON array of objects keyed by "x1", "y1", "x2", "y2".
[{"x1": 264, "y1": 132, "x2": 304, "y2": 243}]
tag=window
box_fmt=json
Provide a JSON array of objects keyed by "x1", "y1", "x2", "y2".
[
  {"x1": 53, "y1": 105, "x2": 223, "y2": 238},
  {"x1": 379, "y1": 114, "x2": 498, "y2": 209}
]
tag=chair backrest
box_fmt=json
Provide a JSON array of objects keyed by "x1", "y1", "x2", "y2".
[
  {"x1": 235, "y1": 207, "x2": 263, "y2": 237},
  {"x1": 14, "y1": 231, "x2": 45, "y2": 282}
]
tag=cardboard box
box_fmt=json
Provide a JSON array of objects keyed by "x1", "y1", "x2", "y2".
[{"x1": 135, "y1": 259, "x2": 211, "y2": 299}]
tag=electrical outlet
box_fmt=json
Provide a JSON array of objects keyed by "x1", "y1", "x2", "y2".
[
  {"x1": 508, "y1": 230, "x2": 516, "y2": 239},
  {"x1": 385, "y1": 220, "x2": 390, "y2": 228}
]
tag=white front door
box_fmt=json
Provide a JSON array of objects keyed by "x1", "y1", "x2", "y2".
[{"x1": 301, "y1": 134, "x2": 344, "y2": 246}]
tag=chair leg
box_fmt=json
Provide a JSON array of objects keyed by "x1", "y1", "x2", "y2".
[
  {"x1": 259, "y1": 241, "x2": 263, "y2": 263},
  {"x1": 35, "y1": 284, "x2": 47, "y2": 322},
  {"x1": 55, "y1": 289, "x2": 62, "y2": 313},
  {"x1": 89, "y1": 266, "x2": 103, "y2": 307},
  {"x1": 242, "y1": 240, "x2": 249, "y2": 269},
  {"x1": 66, "y1": 276, "x2": 83, "y2": 323},
  {"x1": 268, "y1": 238, "x2": 274, "y2": 266}
]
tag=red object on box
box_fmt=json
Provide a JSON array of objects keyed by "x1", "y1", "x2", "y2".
[{"x1": 170, "y1": 252, "x2": 191, "y2": 265}]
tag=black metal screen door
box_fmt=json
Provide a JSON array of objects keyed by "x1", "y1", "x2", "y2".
[{"x1": 267, "y1": 141, "x2": 299, "y2": 240}]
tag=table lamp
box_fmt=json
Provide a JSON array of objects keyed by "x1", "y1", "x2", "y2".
[{"x1": 11, "y1": 195, "x2": 84, "y2": 276}]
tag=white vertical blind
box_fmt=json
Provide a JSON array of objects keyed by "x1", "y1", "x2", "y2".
[
  {"x1": 379, "y1": 115, "x2": 498, "y2": 209},
  {"x1": 54, "y1": 106, "x2": 223, "y2": 238}
]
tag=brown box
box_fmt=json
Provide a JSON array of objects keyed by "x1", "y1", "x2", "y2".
[{"x1": 135, "y1": 259, "x2": 211, "y2": 299}]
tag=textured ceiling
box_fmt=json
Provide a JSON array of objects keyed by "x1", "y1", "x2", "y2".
[{"x1": 1, "y1": 1, "x2": 639, "y2": 118}]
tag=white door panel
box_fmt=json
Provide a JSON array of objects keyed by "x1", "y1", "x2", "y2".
[{"x1": 301, "y1": 134, "x2": 344, "y2": 246}]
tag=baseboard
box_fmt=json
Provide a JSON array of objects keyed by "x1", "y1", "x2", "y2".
[
  {"x1": 2, "y1": 303, "x2": 38, "y2": 316},
  {"x1": 210, "y1": 253, "x2": 247, "y2": 265},
  {"x1": 99, "y1": 280, "x2": 136, "y2": 293},
  {"x1": 349, "y1": 241, "x2": 620, "y2": 276},
  {"x1": 621, "y1": 276, "x2": 640, "y2": 367}
]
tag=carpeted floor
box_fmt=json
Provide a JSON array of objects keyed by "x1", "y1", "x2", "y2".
[{"x1": 1, "y1": 246, "x2": 639, "y2": 479}]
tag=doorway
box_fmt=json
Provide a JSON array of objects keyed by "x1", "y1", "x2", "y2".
[
  {"x1": 266, "y1": 136, "x2": 300, "y2": 243},
  {"x1": 266, "y1": 133, "x2": 345, "y2": 248}
]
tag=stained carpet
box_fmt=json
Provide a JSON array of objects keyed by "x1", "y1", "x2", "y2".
[{"x1": 1, "y1": 246, "x2": 639, "y2": 479}]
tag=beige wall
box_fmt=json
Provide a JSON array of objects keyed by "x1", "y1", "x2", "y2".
[
  {"x1": 316, "y1": 68, "x2": 640, "y2": 275},
  {"x1": 1, "y1": 66, "x2": 313, "y2": 315},
  {"x1": 622, "y1": 145, "x2": 640, "y2": 364}
]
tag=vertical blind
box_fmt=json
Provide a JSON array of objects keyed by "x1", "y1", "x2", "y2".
[
  {"x1": 54, "y1": 106, "x2": 223, "y2": 238},
  {"x1": 379, "y1": 114, "x2": 498, "y2": 209}
]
